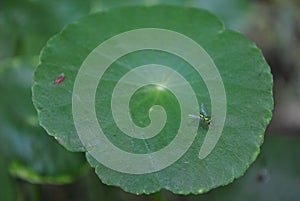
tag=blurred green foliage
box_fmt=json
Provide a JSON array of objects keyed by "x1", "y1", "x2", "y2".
[
  {"x1": 0, "y1": 0, "x2": 299, "y2": 200},
  {"x1": 0, "y1": 0, "x2": 92, "y2": 59}
]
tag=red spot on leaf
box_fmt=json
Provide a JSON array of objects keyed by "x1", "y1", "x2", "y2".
[{"x1": 54, "y1": 73, "x2": 65, "y2": 85}]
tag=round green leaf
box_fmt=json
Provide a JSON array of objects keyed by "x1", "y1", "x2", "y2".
[
  {"x1": 0, "y1": 58, "x2": 88, "y2": 184},
  {"x1": 32, "y1": 6, "x2": 273, "y2": 194}
]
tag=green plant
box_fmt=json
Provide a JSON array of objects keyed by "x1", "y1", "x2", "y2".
[
  {"x1": 0, "y1": 58, "x2": 88, "y2": 184},
  {"x1": 32, "y1": 6, "x2": 273, "y2": 194}
]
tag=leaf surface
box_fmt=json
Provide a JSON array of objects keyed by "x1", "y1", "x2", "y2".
[{"x1": 33, "y1": 6, "x2": 273, "y2": 193}]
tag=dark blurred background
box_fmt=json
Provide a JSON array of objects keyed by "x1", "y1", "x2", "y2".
[{"x1": 0, "y1": 0, "x2": 299, "y2": 201}]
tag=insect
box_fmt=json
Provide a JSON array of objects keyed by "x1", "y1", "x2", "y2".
[
  {"x1": 188, "y1": 103, "x2": 212, "y2": 125},
  {"x1": 54, "y1": 73, "x2": 65, "y2": 85}
]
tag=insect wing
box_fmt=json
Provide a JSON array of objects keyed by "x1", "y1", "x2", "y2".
[
  {"x1": 188, "y1": 114, "x2": 201, "y2": 119},
  {"x1": 200, "y1": 103, "x2": 208, "y2": 117}
]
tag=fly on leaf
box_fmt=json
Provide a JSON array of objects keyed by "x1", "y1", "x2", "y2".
[{"x1": 188, "y1": 103, "x2": 211, "y2": 126}]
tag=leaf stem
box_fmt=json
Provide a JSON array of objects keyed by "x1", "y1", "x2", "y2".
[{"x1": 151, "y1": 191, "x2": 166, "y2": 201}]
